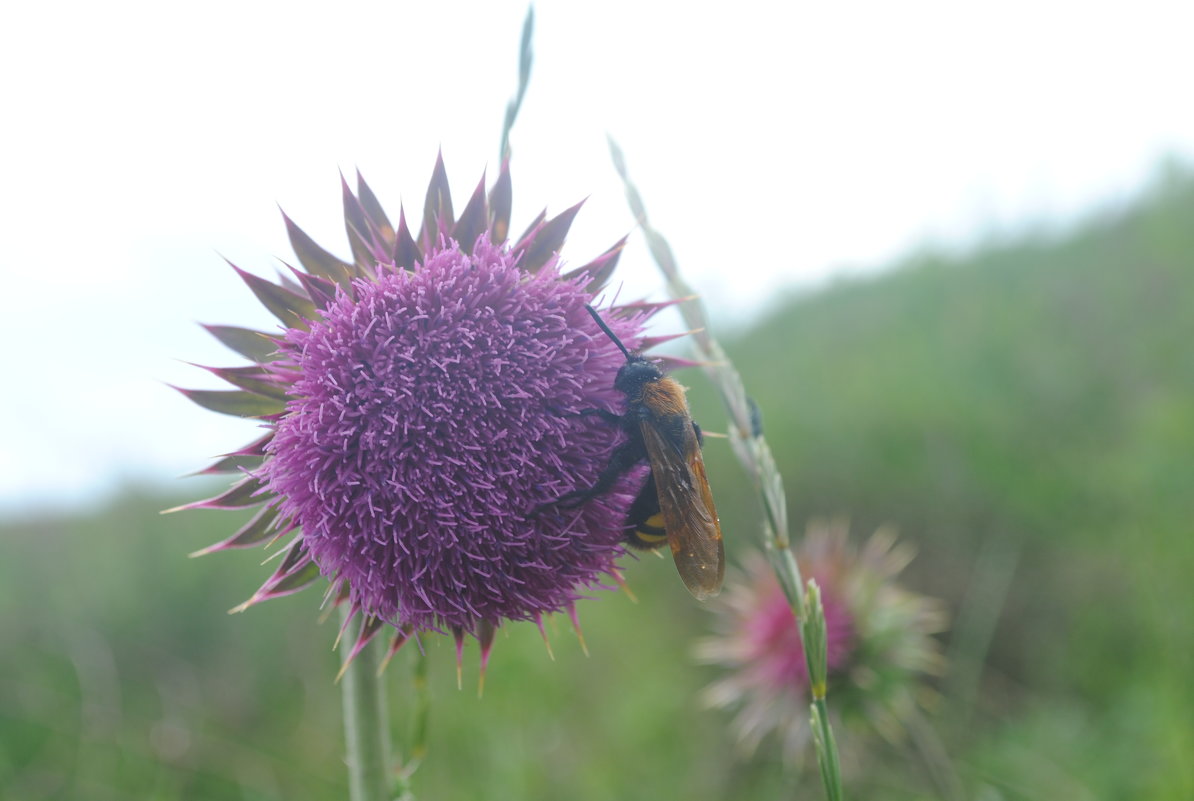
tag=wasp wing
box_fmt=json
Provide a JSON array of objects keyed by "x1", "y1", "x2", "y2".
[{"x1": 639, "y1": 416, "x2": 725, "y2": 600}]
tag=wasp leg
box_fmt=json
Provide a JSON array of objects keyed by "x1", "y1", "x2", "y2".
[
  {"x1": 537, "y1": 436, "x2": 646, "y2": 513},
  {"x1": 576, "y1": 408, "x2": 622, "y2": 424},
  {"x1": 545, "y1": 406, "x2": 621, "y2": 425}
]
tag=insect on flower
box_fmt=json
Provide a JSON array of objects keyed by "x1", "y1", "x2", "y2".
[
  {"x1": 171, "y1": 158, "x2": 689, "y2": 680},
  {"x1": 547, "y1": 305, "x2": 725, "y2": 600}
]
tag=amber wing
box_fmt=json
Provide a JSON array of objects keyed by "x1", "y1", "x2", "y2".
[{"x1": 639, "y1": 415, "x2": 725, "y2": 600}]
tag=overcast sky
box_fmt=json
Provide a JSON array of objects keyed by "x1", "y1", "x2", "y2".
[{"x1": 2, "y1": 0, "x2": 1192, "y2": 515}]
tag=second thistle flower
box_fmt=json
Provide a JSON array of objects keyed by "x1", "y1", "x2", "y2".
[{"x1": 696, "y1": 520, "x2": 947, "y2": 757}]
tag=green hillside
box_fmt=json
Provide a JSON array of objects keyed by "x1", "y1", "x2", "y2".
[
  {"x1": 690, "y1": 160, "x2": 1194, "y2": 797},
  {"x1": 3, "y1": 165, "x2": 1192, "y2": 800}
]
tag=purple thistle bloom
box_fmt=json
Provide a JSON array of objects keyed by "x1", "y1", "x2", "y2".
[
  {"x1": 269, "y1": 237, "x2": 639, "y2": 632},
  {"x1": 174, "y1": 158, "x2": 675, "y2": 672}
]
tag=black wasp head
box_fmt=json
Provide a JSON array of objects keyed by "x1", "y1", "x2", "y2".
[
  {"x1": 614, "y1": 355, "x2": 664, "y2": 398},
  {"x1": 584, "y1": 305, "x2": 664, "y2": 398}
]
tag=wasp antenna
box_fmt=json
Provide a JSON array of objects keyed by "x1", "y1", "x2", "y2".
[{"x1": 584, "y1": 304, "x2": 632, "y2": 360}]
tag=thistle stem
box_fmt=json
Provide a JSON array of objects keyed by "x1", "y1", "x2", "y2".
[{"x1": 340, "y1": 606, "x2": 393, "y2": 801}]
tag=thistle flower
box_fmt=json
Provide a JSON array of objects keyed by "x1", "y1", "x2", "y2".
[
  {"x1": 174, "y1": 157, "x2": 675, "y2": 674},
  {"x1": 696, "y1": 519, "x2": 947, "y2": 758}
]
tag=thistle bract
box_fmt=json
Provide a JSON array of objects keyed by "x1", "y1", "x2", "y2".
[
  {"x1": 696, "y1": 520, "x2": 947, "y2": 757},
  {"x1": 176, "y1": 158, "x2": 674, "y2": 671}
]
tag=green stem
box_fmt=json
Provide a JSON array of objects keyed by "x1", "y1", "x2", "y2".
[
  {"x1": 409, "y1": 648, "x2": 430, "y2": 767},
  {"x1": 811, "y1": 699, "x2": 844, "y2": 801},
  {"x1": 772, "y1": 545, "x2": 807, "y2": 619},
  {"x1": 340, "y1": 606, "x2": 393, "y2": 801},
  {"x1": 499, "y1": 7, "x2": 534, "y2": 162},
  {"x1": 800, "y1": 578, "x2": 845, "y2": 801}
]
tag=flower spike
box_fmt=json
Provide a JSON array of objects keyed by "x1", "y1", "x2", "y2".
[
  {"x1": 188, "y1": 506, "x2": 283, "y2": 557},
  {"x1": 420, "y1": 151, "x2": 454, "y2": 248},
  {"x1": 189, "y1": 363, "x2": 291, "y2": 400},
  {"x1": 452, "y1": 175, "x2": 490, "y2": 255},
  {"x1": 488, "y1": 161, "x2": 513, "y2": 243},
  {"x1": 229, "y1": 262, "x2": 317, "y2": 330},
  {"x1": 452, "y1": 626, "x2": 467, "y2": 691},
  {"x1": 335, "y1": 616, "x2": 387, "y2": 683},
  {"x1": 281, "y1": 210, "x2": 354, "y2": 287},
  {"x1": 566, "y1": 603, "x2": 588, "y2": 657},
  {"x1": 202, "y1": 324, "x2": 279, "y2": 363},
  {"x1": 610, "y1": 569, "x2": 639, "y2": 604},
  {"x1": 186, "y1": 452, "x2": 265, "y2": 476},
  {"x1": 170, "y1": 385, "x2": 285, "y2": 420},
  {"x1": 477, "y1": 619, "x2": 498, "y2": 697},
  {"x1": 163, "y1": 474, "x2": 267, "y2": 513},
  {"x1": 392, "y1": 207, "x2": 421, "y2": 271},
  {"x1": 638, "y1": 328, "x2": 705, "y2": 351},
  {"x1": 284, "y1": 264, "x2": 339, "y2": 312},
  {"x1": 341, "y1": 172, "x2": 388, "y2": 271},
  {"x1": 377, "y1": 624, "x2": 415, "y2": 676},
  {"x1": 516, "y1": 200, "x2": 585, "y2": 273},
  {"x1": 562, "y1": 235, "x2": 627, "y2": 293},
  {"x1": 354, "y1": 169, "x2": 393, "y2": 241}
]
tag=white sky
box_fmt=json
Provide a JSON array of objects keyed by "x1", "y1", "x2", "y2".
[{"x1": 2, "y1": 0, "x2": 1192, "y2": 515}]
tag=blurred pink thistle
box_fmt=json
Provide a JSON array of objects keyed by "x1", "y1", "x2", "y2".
[{"x1": 697, "y1": 519, "x2": 947, "y2": 757}]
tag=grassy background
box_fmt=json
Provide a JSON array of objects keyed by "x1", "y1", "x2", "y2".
[{"x1": 3, "y1": 163, "x2": 1192, "y2": 800}]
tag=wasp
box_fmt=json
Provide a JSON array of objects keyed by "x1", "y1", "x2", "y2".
[{"x1": 549, "y1": 305, "x2": 724, "y2": 600}]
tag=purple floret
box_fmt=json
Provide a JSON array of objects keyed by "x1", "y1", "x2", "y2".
[{"x1": 264, "y1": 236, "x2": 645, "y2": 633}]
